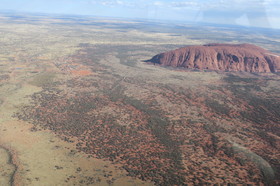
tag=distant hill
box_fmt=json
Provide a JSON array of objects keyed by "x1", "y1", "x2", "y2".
[{"x1": 147, "y1": 43, "x2": 280, "y2": 72}]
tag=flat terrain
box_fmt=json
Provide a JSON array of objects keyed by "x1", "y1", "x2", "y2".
[{"x1": 0, "y1": 12, "x2": 280, "y2": 185}]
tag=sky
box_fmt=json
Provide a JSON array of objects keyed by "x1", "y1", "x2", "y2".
[{"x1": 1, "y1": 0, "x2": 280, "y2": 29}]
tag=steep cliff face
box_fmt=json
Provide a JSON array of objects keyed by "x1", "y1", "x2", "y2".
[{"x1": 148, "y1": 44, "x2": 280, "y2": 72}]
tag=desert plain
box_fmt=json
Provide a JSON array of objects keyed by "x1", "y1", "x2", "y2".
[{"x1": 0, "y1": 12, "x2": 279, "y2": 185}]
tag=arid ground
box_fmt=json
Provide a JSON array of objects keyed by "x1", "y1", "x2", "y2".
[{"x1": 0, "y1": 13, "x2": 280, "y2": 185}]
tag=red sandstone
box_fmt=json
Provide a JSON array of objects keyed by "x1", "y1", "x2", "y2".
[{"x1": 148, "y1": 43, "x2": 280, "y2": 72}]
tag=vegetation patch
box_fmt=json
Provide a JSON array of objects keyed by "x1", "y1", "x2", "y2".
[{"x1": 204, "y1": 99, "x2": 231, "y2": 116}]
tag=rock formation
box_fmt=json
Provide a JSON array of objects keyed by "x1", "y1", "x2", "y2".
[{"x1": 148, "y1": 43, "x2": 280, "y2": 72}]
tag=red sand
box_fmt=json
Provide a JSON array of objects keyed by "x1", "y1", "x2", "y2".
[{"x1": 71, "y1": 70, "x2": 92, "y2": 76}]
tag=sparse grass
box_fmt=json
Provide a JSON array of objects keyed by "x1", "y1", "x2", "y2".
[{"x1": 29, "y1": 72, "x2": 56, "y2": 87}]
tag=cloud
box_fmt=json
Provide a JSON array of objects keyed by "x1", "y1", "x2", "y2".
[
  {"x1": 171, "y1": 1, "x2": 200, "y2": 8},
  {"x1": 86, "y1": 0, "x2": 279, "y2": 13},
  {"x1": 16, "y1": 0, "x2": 275, "y2": 28},
  {"x1": 88, "y1": 0, "x2": 132, "y2": 7},
  {"x1": 153, "y1": 1, "x2": 164, "y2": 6}
]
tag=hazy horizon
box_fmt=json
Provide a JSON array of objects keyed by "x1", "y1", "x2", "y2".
[{"x1": 0, "y1": 0, "x2": 279, "y2": 29}]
